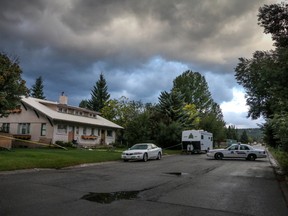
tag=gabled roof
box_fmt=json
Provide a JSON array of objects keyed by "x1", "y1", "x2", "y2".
[{"x1": 21, "y1": 97, "x2": 123, "y2": 129}]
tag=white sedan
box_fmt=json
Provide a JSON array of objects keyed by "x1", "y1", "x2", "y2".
[
  {"x1": 207, "y1": 143, "x2": 267, "y2": 161},
  {"x1": 121, "y1": 143, "x2": 162, "y2": 162}
]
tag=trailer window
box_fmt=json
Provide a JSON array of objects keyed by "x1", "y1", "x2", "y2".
[{"x1": 201, "y1": 135, "x2": 203, "y2": 139}]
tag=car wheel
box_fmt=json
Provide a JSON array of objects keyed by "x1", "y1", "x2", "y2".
[
  {"x1": 123, "y1": 159, "x2": 128, "y2": 162},
  {"x1": 214, "y1": 153, "x2": 223, "y2": 160},
  {"x1": 143, "y1": 153, "x2": 148, "y2": 162},
  {"x1": 247, "y1": 154, "x2": 256, "y2": 161},
  {"x1": 157, "y1": 152, "x2": 162, "y2": 160}
]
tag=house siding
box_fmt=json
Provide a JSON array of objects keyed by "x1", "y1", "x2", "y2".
[
  {"x1": 0, "y1": 105, "x2": 51, "y2": 141},
  {"x1": 52, "y1": 123, "x2": 116, "y2": 146}
]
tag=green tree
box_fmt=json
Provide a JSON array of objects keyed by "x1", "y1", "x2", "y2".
[
  {"x1": 172, "y1": 70, "x2": 225, "y2": 141},
  {"x1": 172, "y1": 70, "x2": 214, "y2": 114},
  {"x1": 79, "y1": 99, "x2": 89, "y2": 109},
  {"x1": 100, "y1": 99, "x2": 120, "y2": 121},
  {"x1": 182, "y1": 104, "x2": 200, "y2": 129},
  {"x1": 199, "y1": 103, "x2": 226, "y2": 143},
  {"x1": 154, "y1": 90, "x2": 187, "y2": 147},
  {"x1": 235, "y1": 50, "x2": 286, "y2": 119},
  {"x1": 124, "y1": 107, "x2": 154, "y2": 145},
  {"x1": 240, "y1": 130, "x2": 249, "y2": 143},
  {"x1": 268, "y1": 114, "x2": 288, "y2": 151},
  {"x1": 156, "y1": 90, "x2": 186, "y2": 125},
  {"x1": 0, "y1": 53, "x2": 28, "y2": 117},
  {"x1": 88, "y1": 73, "x2": 110, "y2": 112},
  {"x1": 226, "y1": 125, "x2": 239, "y2": 141},
  {"x1": 101, "y1": 97, "x2": 152, "y2": 146},
  {"x1": 258, "y1": 2, "x2": 288, "y2": 48},
  {"x1": 156, "y1": 121, "x2": 182, "y2": 148},
  {"x1": 235, "y1": 2, "x2": 288, "y2": 150},
  {"x1": 30, "y1": 76, "x2": 45, "y2": 99}
]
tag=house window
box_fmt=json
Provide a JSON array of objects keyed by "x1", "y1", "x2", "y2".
[
  {"x1": 83, "y1": 127, "x2": 87, "y2": 135},
  {"x1": 41, "y1": 123, "x2": 46, "y2": 136},
  {"x1": 201, "y1": 135, "x2": 204, "y2": 139},
  {"x1": 107, "y1": 130, "x2": 113, "y2": 137},
  {"x1": 57, "y1": 124, "x2": 67, "y2": 134},
  {"x1": 91, "y1": 128, "x2": 95, "y2": 135},
  {"x1": 1, "y1": 123, "x2": 10, "y2": 133},
  {"x1": 76, "y1": 126, "x2": 79, "y2": 135},
  {"x1": 98, "y1": 129, "x2": 101, "y2": 136},
  {"x1": 18, "y1": 123, "x2": 30, "y2": 134}
]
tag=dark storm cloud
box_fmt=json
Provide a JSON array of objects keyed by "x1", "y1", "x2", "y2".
[
  {"x1": 59, "y1": 0, "x2": 272, "y2": 71},
  {"x1": 0, "y1": 0, "x2": 275, "y2": 127}
]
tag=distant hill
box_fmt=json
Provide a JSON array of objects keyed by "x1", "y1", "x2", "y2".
[{"x1": 237, "y1": 128, "x2": 263, "y2": 143}]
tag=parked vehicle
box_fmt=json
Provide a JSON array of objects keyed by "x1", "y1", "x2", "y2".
[
  {"x1": 121, "y1": 143, "x2": 162, "y2": 162},
  {"x1": 206, "y1": 143, "x2": 267, "y2": 160},
  {"x1": 182, "y1": 130, "x2": 213, "y2": 153}
]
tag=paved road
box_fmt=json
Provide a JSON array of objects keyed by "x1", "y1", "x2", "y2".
[{"x1": 0, "y1": 153, "x2": 287, "y2": 216}]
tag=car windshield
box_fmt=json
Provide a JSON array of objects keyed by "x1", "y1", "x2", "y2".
[{"x1": 130, "y1": 144, "x2": 148, "y2": 150}]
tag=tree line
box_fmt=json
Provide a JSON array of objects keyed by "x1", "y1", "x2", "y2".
[
  {"x1": 235, "y1": 2, "x2": 288, "y2": 152},
  {"x1": 78, "y1": 71, "x2": 226, "y2": 148}
]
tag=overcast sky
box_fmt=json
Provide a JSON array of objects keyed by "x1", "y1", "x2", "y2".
[{"x1": 0, "y1": 0, "x2": 276, "y2": 128}]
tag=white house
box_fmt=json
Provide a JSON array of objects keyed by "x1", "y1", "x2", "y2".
[{"x1": 0, "y1": 95, "x2": 123, "y2": 147}]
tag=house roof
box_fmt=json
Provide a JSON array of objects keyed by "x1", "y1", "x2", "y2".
[{"x1": 21, "y1": 97, "x2": 123, "y2": 129}]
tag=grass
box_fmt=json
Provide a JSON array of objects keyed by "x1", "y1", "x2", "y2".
[
  {"x1": 0, "y1": 147, "x2": 181, "y2": 171},
  {"x1": 269, "y1": 147, "x2": 288, "y2": 174},
  {"x1": 0, "y1": 148, "x2": 122, "y2": 171}
]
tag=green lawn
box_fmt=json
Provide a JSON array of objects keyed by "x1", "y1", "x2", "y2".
[
  {"x1": 0, "y1": 148, "x2": 122, "y2": 171},
  {"x1": 0, "y1": 148, "x2": 181, "y2": 171}
]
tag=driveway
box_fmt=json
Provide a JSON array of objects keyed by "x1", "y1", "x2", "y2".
[{"x1": 0, "y1": 153, "x2": 287, "y2": 216}]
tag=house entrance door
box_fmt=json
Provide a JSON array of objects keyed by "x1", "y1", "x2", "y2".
[
  {"x1": 68, "y1": 126, "x2": 75, "y2": 142},
  {"x1": 101, "y1": 130, "x2": 106, "y2": 145}
]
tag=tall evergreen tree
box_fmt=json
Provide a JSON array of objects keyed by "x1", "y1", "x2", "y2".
[
  {"x1": 88, "y1": 73, "x2": 110, "y2": 112},
  {"x1": 156, "y1": 90, "x2": 186, "y2": 125},
  {"x1": 30, "y1": 76, "x2": 45, "y2": 99},
  {"x1": 226, "y1": 125, "x2": 239, "y2": 141},
  {"x1": 240, "y1": 130, "x2": 249, "y2": 143}
]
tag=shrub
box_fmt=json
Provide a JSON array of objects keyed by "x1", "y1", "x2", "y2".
[{"x1": 55, "y1": 141, "x2": 73, "y2": 148}]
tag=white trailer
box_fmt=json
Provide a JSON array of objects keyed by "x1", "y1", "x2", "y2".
[{"x1": 182, "y1": 130, "x2": 213, "y2": 153}]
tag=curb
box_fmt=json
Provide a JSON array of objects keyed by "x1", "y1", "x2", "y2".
[{"x1": 266, "y1": 148, "x2": 288, "y2": 207}]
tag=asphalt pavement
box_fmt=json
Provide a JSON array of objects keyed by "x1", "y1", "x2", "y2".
[{"x1": 0, "y1": 151, "x2": 287, "y2": 216}]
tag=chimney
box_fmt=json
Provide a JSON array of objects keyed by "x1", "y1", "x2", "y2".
[{"x1": 59, "y1": 92, "x2": 68, "y2": 105}]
